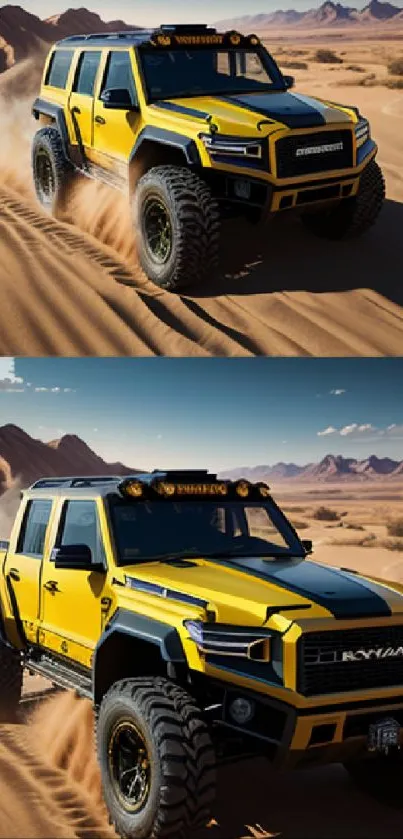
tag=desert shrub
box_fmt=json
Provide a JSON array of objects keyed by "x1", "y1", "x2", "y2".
[
  {"x1": 388, "y1": 58, "x2": 403, "y2": 76},
  {"x1": 313, "y1": 506, "x2": 340, "y2": 522},
  {"x1": 289, "y1": 519, "x2": 309, "y2": 530},
  {"x1": 335, "y1": 533, "x2": 376, "y2": 547},
  {"x1": 314, "y1": 49, "x2": 343, "y2": 64},
  {"x1": 346, "y1": 64, "x2": 365, "y2": 72},
  {"x1": 387, "y1": 518, "x2": 403, "y2": 537},
  {"x1": 344, "y1": 523, "x2": 365, "y2": 531},
  {"x1": 381, "y1": 538, "x2": 403, "y2": 552},
  {"x1": 281, "y1": 60, "x2": 308, "y2": 70},
  {"x1": 385, "y1": 78, "x2": 403, "y2": 89}
]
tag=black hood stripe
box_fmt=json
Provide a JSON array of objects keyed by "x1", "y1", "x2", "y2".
[
  {"x1": 207, "y1": 557, "x2": 393, "y2": 619},
  {"x1": 152, "y1": 101, "x2": 210, "y2": 120},
  {"x1": 217, "y1": 92, "x2": 326, "y2": 129}
]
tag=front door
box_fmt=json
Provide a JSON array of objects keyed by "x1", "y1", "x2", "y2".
[
  {"x1": 40, "y1": 498, "x2": 111, "y2": 668},
  {"x1": 92, "y1": 49, "x2": 141, "y2": 177},
  {"x1": 4, "y1": 498, "x2": 53, "y2": 645},
  {"x1": 68, "y1": 49, "x2": 103, "y2": 161}
]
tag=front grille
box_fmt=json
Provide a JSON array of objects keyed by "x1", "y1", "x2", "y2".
[
  {"x1": 276, "y1": 130, "x2": 353, "y2": 178},
  {"x1": 298, "y1": 626, "x2": 403, "y2": 696}
]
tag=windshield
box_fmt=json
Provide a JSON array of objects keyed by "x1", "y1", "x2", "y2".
[
  {"x1": 109, "y1": 499, "x2": 303, "y2": 565},
  {"x1": 139, "y1": 47, "x2": 285, "y2": 101}
]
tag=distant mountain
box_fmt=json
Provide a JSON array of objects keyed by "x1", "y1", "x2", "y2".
[
  {"x1": 0, "y1": 424, "x2": 139, "y2": 493},
  {"x1": 219, "y1": 453, "x2": 403, "y2": 483},
  {"x1": 0, "y1": 4, "x2": 140, "y2": 75},
  {"x1": 215, "y1": 0, "x2": 403, "y2": 30}
]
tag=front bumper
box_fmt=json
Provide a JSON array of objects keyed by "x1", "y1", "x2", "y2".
[
  {"x1": 215, "y1": 685, "x2": 403, "y2": 770},
  {"x1": 204, "y1": 138, "x2": 377, "y2": 216}
]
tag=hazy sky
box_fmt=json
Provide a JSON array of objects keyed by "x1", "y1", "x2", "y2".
[
  {"x1": 0, "y1": 358, "x2": 402, "y2": 470},
  {"x1": 16, "y1": 0, "x2": 403, "y2": 26}
]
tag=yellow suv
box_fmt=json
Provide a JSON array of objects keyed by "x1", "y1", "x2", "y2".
[
  {"x1": 2, "y1": 472, "x2": 403, "y2": 836},
  {"x1": 31, "y1": 24, "x2": 385, "y2": 292}
]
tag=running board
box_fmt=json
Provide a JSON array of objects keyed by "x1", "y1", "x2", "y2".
[{"x1": 25, "y1": 653, "x2": 92, "y2": 699}]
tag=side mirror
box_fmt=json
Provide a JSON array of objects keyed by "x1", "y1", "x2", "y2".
[
  {"x1": 302, "y1": 539, "x2": 313, "y2": 555},
  {"x1": 283, "y1": 75, "x2": 295, "y2": 90},
  {"x1": 100, "y1": 87, "x2": 138, "y2": 110},
  {"x1": 51, "y1": 544, "x2": 104, "y2": 572}
]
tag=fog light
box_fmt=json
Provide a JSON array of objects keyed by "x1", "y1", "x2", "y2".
[
  {"x1": 234, "y1": 179, "x2": 252, "y2": 200},
  {"x1": 229, "y1": 696, "x2": 256, "y2": 726}
]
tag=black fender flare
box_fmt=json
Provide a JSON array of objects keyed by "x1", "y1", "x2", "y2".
[
  {"x1": 32, "y1": 98, "x2": 70, "y2": 158},
  {"x1": 93, "y1": 609, "x2": 187, "y2": 704},
  {"x1": 129, "y1": 125, "x2": 201, "y2": 167}
]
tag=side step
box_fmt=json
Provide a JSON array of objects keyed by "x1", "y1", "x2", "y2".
[{"x1": 25, "y1": 653, "x2": 92, "y2": 699}]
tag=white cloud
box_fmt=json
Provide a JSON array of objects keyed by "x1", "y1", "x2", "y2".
[
  {"x1": 330, "y1": 389, "x2": 346, "y2": 396},
  {"x1": 340, "y1": 423, "x2": 375, "y2": 436},
  {"x1": 317, "y1": 426, "x2": 337, "y2": 437},
  {"x1": 0, "y1": 357, "x2": 24, "y2": 392},
  {"x1": 34, "y1": 385, "x2": 75, "y2": 393}
]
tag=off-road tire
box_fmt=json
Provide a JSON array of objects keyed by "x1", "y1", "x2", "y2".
[
  {"x1": 32, "y1": 127, "x2": 74, "y2": 213},
  {"x1": 96, "y1": 677, "x2": 216, "y2": 839},
  {"x1": 301, "y1": 159, "x2": 385, "y2": 240},
  {"x1": 0, "y1": 639, "x2": 23, "y2": 723},
  {"x1": 344, "y1": 753, "x2": 403, "y2": 808},
  {"x1": 133, "y1": 166, "x2": 220, "y2": 291}
]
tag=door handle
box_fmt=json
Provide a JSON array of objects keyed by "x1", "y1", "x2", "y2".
[
  {"x1": 8, "y1": 568, "x2": 20, "y2": 582},
  {"x1": 95, "y1": 115, "x2": 106, "y2": 125},
  {"x1": 71, "y1": 106, "x2": 81, "y2": 115},
  {"x1": 44, "y1": 580, "x2": 60, "y2": 593}
]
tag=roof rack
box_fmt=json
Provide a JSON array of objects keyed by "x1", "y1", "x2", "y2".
[
  {"x1": 159, "y1": 24, "x2": 216, "y2": 33},
  {"x1": 30, "y1": 476, "x2": 123, "y2": 489},
  {"x1": 59, "y1": 30, "x2": 151, "y2": 43}
]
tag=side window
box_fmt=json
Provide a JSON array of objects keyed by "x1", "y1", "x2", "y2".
[
  {"x1": 73, "y1": 51, "x2": 102, "y2": 96},
  {"x1": 101, "y1": 51, "x2": 137, "y2": 105},
  {"x1": 17, "y1": 500, "x2": 52, "y2": 556},
  {"x1": 45, "y1": 50, "x2": 74, "y2": 89},
  {"x1": 58, "y1": 501, "x2": 105, "y2": 563}
]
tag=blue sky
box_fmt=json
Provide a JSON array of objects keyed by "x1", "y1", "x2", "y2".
[
  {"x1": 0, "y1": 358, "x2": 402, "y2": 469},
  {"x1": 22, "y1": 0, "x2": 403, "y2": 26}
]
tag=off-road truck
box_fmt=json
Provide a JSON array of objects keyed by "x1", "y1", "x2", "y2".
[
  {"x1": 1, "y1": 472, "x2": 403, "y2": 838},
  {"x1": 31, "y1": 25, "x2": 385, "y2": 292}
]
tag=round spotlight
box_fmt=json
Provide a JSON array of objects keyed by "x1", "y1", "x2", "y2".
[
  {"x1": 155, "y1": 481, "x2": 175, "y2": 496},
  {"x1": 228, "y1": 696, "x2": 256, "y2": 726},
  {"x1": 126, "y1": 481, "x2": 143, "y2": 498},
  {"x1": 235, "y1": 480, "x2": 250, "y2": 498}
]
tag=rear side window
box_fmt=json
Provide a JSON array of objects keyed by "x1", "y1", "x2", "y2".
[
  {"x1": 45, "y1": 50, "x2": 74, "y2": 89},
  {"x1": 101, "y1": 51, "x2": 137, "y2": 105},
  {"x1": 73, "y1": 51, "x2": 102, "y2": 96},
  {"x1": 17, "y1": 500, "x2": 52, "y2": 556}
]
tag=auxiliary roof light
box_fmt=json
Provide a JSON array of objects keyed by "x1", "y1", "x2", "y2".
[
  {"x1": 257, "y1": 482, "x2": 271, "y2": 498},
  {"x1": 124, "y1": 480, "x2": 144, "y2": 498},
  {"x1": 235, "y1": 480, "x2": 250, "y2": 498},
  {"x1": 155, "y1": 481, "x2": 176, "y2": 496}
]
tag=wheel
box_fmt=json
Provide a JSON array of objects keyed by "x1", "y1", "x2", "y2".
[
  {"x1": 0, "y1": 638, "x2": 23, "y2": 723},
  {"x1": 96, "y1": 677, "x2": 216, "y2": 839},
  {"x1": 301, "y1": 159, "x2": 385, "y2": 240},
  {"x1": 32, "y1": 127, "x2": 73, "y2": 212},
  {"x1": 344, "y1": 752, "x2": 403, "y2": 808},
  {"x1": 133, "y1": 166, "x2": 220, "y2": 291}
]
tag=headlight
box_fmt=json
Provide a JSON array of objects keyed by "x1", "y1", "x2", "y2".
[
  {"x1": 355, "y1": 118, "x2": 370, "y2": 148},
  {"x1": 200, "y1": 133, "x2": 263, "y2": 160},
  {"x1": 184, "y1": 620, "x2": 271, "y2": 661}
]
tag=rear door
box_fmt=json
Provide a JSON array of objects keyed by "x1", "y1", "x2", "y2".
[
  {"x1": 68, "y1": 49, "x2": 103, "y2": 158},
  {"x1": 4, "y1": 498, "x2": 53, "y2": 645}
]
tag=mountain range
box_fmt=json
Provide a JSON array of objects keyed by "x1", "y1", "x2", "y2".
[
  {"x1": 219, "y1": 453, "x2": 403, "y2": 482},
  {"x1": 216, "y1": 0, "x2": 403, "y2": 30},
  {"x1": 1, "y1": 1, "x2": 403, "y2": 74},
  {"x1": 0, "y1": 424, "x2": 139, "y2": 493},
  {"x1": 0, "y1": 425, "x2": 401, "y2": 495}
]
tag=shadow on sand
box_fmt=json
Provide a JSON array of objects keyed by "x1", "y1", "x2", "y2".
[
  {"x1": 186, "y1": 198, "x2": 403, "y2": 305},
  {"x1": 199, "y1": 758, "x2": 403, "y2": 839}
]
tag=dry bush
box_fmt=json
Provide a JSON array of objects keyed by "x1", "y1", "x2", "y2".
[
  {"x1": 343, "y1": 522, "x2": 365, "y2": 531},
  {"x1": 385, "y1": 77, "x2": 403, "y2": 89},
  {"x1": 313, "y1": 506, "x2": 340, "y2": 522},
  {"x1": 289, "y1": 519, "x2": 309, "y2": 530},
  {"x1": 388, "y1": 57, "x2": 403, "y2": 76},
  {"x1": 334, "y1": 533, "x2": 377, "y2": 547},
  {"x1": 346, "y1": 64, "x2": 365, "y2": 72},
  {"x1": 314, "y1": 49, "x2": 343, "y2": 64},
  {"x1": 280, "y1": 60, "x2": 308, "y2": 70},
  {"x1": 379, "y1": 538, "x2": 403, "y2": 552},
  {"x1": 387, "y1": 518, "x2": 403, "y2": 537}
]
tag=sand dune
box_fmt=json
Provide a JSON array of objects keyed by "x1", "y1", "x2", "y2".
[{"x1": 0, "y1": 54, "x2": 402, "y2": 356}]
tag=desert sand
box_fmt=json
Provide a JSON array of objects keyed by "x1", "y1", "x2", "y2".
[{"x1": 0, "y1": 42, "x2": 402, "y2": 356}]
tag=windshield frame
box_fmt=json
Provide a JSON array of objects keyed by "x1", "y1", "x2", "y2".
[
  {"x1": 106, "y1": 494, "x2": 305, "y2": 567},
  {"x1": 136, "y1": 44, "x2": 287, "y2": 104}
]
